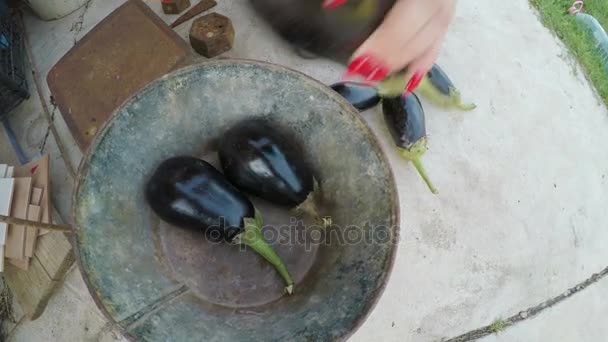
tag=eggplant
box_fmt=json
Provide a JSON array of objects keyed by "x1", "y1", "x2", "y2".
[
  {"x1": 218, "y1": 118, "x2": 325, "y2": 225},
  {"x1": 330, "y1": 81, "x2": 380, "y2": 111},
  {"x1": 376, "y1": 64, "x2": 476, "y2": 111},
  {"x1": 416, "y1": 64, "x2": 476, "y2": 111},
  {"x1": 248, "y1": 0, "x2": 396, "y2": 63},
  {"x1": 145, "y1": 156, "x2": 294, "y2": 294},
  {"x1": 382, "y1": 93, "x2": 438, "y2": 194}
]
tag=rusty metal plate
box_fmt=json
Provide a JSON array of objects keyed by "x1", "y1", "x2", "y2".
[
  {"x1": 73, "y1": 59, "x2": 399, "y2": 341},
  {"x1": 47, "y1": 0, "x2": 191, "y2": 152}
]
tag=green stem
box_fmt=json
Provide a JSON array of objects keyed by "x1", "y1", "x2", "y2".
[
  {"x1": 398, "y1": 140, "x2": 438, "y2": 194},
  {"x1": 455, "y1": 97, "x2": 477, "y2": 111},
  {"x1": 416, "y1": 77, "x2": 477, "y2": 111},
  {"x1": 238, "y1": 210, "x2": 295, "y2": 294},
  {"x1": 410, "y1": 155, "x2": 438, "y2": 195}
]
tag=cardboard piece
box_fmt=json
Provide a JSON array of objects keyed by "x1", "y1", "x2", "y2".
[
  {"x1": 0, "y1": 178, "x2": 15, "y2": 244},
  {"x1": 31, "y1": 188, "x2": 43, "y2": 206},
  {"x1": 5, "y1": 177, "x2": 32, "y2": 262},
  {"x1": 24, "y1": 205, "x2": 42, "y2": 259},
  {"x1": 15, "y1": 155, "x2": 51, "y2": 236},
  {"x1": 0, "y1": 178, "x2": 16, "y2": 272}
]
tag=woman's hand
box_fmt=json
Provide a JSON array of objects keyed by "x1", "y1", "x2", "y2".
[{"x1": 327, "y1": 0, "x2": 457, "y2": 94}]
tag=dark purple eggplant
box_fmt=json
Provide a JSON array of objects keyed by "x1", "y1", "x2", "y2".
[
  {"x1": 330, "y1": 81, "x2": 380, "y2": 111},
  {"x1": 218, "y1": 118, "x2": 325, "y2": 224},
  {"x1": 145, "y1": 156, "x2": 294, "y2": 294},
  {"x1": 248, "y1": 0, "x2": 396, "y2": 63},
  {"x1": 416, "y1": 64, "x2": 476, "y2": 111},
  {"x1": 382, "y1": 93, "x2": 438, "y2": 194}
]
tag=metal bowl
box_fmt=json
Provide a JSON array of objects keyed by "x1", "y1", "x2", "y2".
[{"x1": 72, "y1": 59, "x2": 399, "y2": 341}]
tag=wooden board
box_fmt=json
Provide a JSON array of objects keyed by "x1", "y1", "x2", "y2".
[
  {"x1": 4, "y1": 254, "x2": 60, "y2": 320},
  {"x1": 9, "y1": 258, "x2": 29, "y2": 271},
  {"x1": 46, "y1": 0, "x2": 191, "y2": 151},
  {"x1": 4, "y1": 208, "x2": 74, "y2": 320},
  {"x1": 15, "y1": 155, "x2": 51, "y2": 236},
  {"x1": 5, "y1": 177, "x2": 32, "y2": 261},
  {"x1": 25, "y1": 205, "x2": 41, "y2": 258}
]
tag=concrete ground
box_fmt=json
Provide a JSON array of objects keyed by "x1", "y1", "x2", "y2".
[{"x1": 1, "y1": 0, "x2": 608, "y2": 341}]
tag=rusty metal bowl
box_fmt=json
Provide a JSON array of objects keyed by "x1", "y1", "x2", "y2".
[{"x1": 72, "y1": 59, "x2": 399, "y2": 341}]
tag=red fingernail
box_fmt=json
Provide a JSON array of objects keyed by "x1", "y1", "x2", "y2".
[
  {"x1": 343, "y1": 54, "x2": 389, "y2": 82},
  {"x1": 365, "y1": 66, "x2": 390, "y2": 82},
  {"x1": 323, "y1": 0, "x2": 347, "y2": 9},
  {"x1": 403, "y1": 71, "x2": 424, "y2": 96}
]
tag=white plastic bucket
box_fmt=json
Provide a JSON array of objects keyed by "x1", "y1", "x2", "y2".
[{"x1": 24, "y1": 0, "x2": 89, "y2": 21}]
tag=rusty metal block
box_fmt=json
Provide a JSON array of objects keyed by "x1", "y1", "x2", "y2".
[
  {"x1": 162, "y1": 0, "x2": 191, "y2": 15},
  {"x1": 189, "y1": 13, "x2": 234, "y2": 58},
  {"x1": 46, "y1": 0, "x2": 191, "y2": 151}
]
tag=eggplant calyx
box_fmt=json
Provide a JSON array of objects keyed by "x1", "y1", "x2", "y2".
[
  {"x1": 398, "y1": 139, "x2": 438, "y2": 194},
  {"x1": 416, "y1": 77, "x2": 476, "y2": 111},
  {"x1": 236, "y1": 210, "x2": 295, "y2": 294},
  {"x1": 376, "y1": 69, "x2": 410, "y2": 98},
  {"x1": 292, "y1": 178, "x2": 330, "y2": 228},
  {"x1": 347, "y1": 0, "x2": 378, "y2": 22}
]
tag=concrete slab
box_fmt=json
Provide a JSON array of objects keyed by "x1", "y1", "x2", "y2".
[
  {"x1": 0, "y1": 130, "x2": 20, "y2": 167},
  {"x1": 4, "y1": 59, "x2": 75, "y2": 221},
  {"x1": 480, "y1": 277, "x2": 608, "y2": 342},
  {"x1": 4, "y1": 0, "x2": 608, "y2": 341}
]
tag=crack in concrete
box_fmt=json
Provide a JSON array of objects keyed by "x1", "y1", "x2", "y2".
[
  {"x1": 118, "y1": 285, "x2": 189, "y2": 330},
  {"x1": 70, "y1": 0, "x2": 94, "y2": 40},
  {"x1": 443, "y1": 264, "x2": 608, "y2": 341},
  {"x1": 39, "y1": 105, "x2": 56, "y2": 153}
]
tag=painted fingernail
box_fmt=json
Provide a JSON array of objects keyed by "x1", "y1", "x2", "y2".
[
  {"x1": 365, "y1": 66, "x2": 390, "y2": 82},
  {"x1": 403, "y1": 71, "x2": 424, "y2": 96},
  {"x1": 323, "y1": 0, "x2": 347, "y2": 10},
  {"x1": 343, "y1": 54, "x2": 389, "y2": 82}
]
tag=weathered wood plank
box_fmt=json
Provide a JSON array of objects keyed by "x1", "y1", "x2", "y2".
[
  {"x1": 4, "y1": 254, "x2": 60, "y2": 320},
  {"x1": 34, "y1": 231, "x2": 74, "y2": 281},
  {"x1": 4, "y1": 209, "x2": 74, "y2": 319}
]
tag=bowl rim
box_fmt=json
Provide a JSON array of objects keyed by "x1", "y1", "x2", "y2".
[{"x1": 71, "y1": 58, "x2": 400, "y2": 342}]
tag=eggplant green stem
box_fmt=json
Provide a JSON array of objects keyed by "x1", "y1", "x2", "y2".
[
  {"x1": 416, "y1": 77, "x2": 477, "y2": 111},
  {"x1": 237, "y1": 210, "x2": 295, "y2": 294},
  {"x1": 376, "y1": 71, "x2": 476, "y2": 111},
  {"x1": 398, "y1": 139, "x2": 438, "y2": 194}
]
